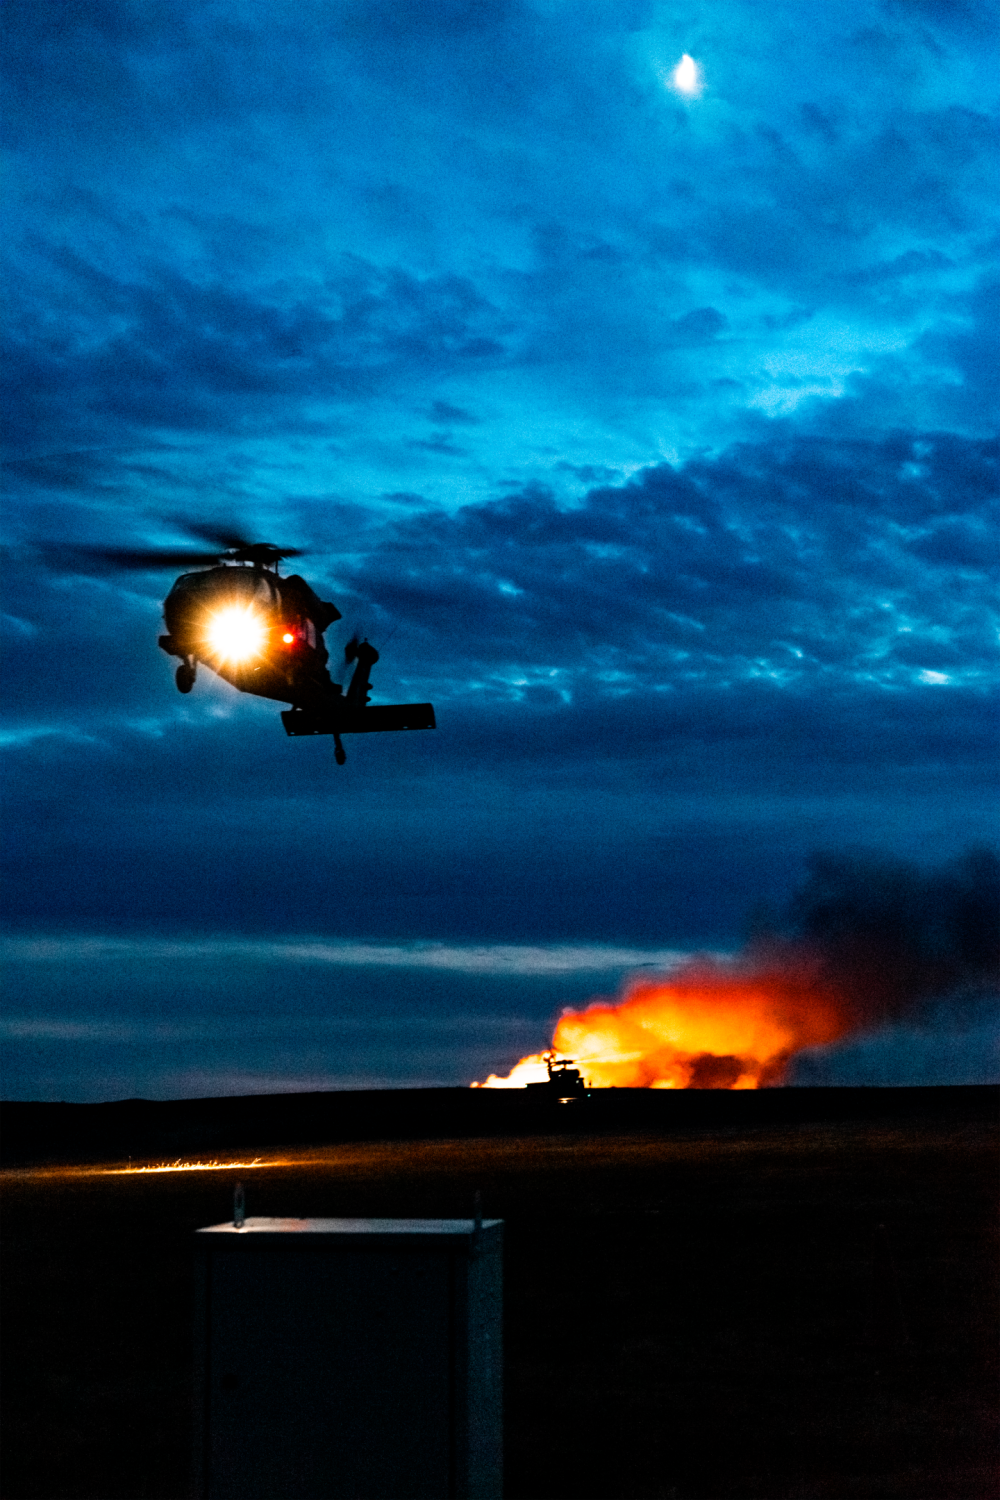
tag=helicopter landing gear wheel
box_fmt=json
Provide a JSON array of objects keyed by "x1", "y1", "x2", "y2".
[
  {"x1": 175, "y1": 662, "x2": 195, "y2": 694},
  {"x1": 334, "y1": 732, "x2": 346, "y2": 766}
]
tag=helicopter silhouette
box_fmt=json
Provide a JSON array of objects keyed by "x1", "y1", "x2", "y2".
[{"x1": 95, "y1": 526, "x2": 435, "y2": 765}]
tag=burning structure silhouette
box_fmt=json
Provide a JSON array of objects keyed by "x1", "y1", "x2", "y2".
[{"x1": 474, "y1": 850, "x2": 1000, "y2": 1090}]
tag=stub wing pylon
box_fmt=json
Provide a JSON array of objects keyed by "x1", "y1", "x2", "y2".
[{"x1": 281, "y1": 702, "x2": 436, "y2": 736}]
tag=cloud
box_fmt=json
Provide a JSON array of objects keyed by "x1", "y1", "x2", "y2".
[
  {"x1": 428, "y1": 400, "x2": 479, "y2": 426},
  {"x1": 1, "y1": 935, "x2": 690, "y2": 977},
  {"x1": 1, "y1": 411, "x2": 994, "y2": 954},
  {"x1": 4, "y1": 0, "x2": 995, "y2": 481},
  {"x1": 1, "y1": 253, "x2": 508, "y2": 455},
  {"x1": 1, "y1": 0, "x2": 996, "y2": 1017},
  {"x1": 335, "y1": 428, "x2": 999, "y2": 704}
]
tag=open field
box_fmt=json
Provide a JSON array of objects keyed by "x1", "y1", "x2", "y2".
[{"x1": 1, "y1": 1111, "x2": 997, "y2": 1499}]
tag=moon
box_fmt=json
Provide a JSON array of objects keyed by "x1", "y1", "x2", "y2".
[{"x1": 670, "y1": 54, "x2": 704, "y2": 98}]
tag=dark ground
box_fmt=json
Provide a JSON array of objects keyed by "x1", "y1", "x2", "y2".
[{"x1": 1, "y1": 1098, "x2": 997, "y2": 1499}]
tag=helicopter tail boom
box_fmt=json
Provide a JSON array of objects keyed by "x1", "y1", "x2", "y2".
[{"x1": 281, "y1": 703, "x2": 436, "y2": 736}]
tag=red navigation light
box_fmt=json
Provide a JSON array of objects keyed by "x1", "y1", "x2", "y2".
[{"x1": 282, "y1": 632, "x2": 295, "y2": 644}]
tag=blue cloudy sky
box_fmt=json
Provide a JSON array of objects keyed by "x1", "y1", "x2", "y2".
[{"x1": 2, "y1": 0, "x2": 997, "y2": 1099}]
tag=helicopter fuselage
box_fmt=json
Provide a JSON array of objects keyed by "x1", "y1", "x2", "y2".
[
  {"x1": 159, "y1": 564, "x2": 342, "y2": 709},
  {"x1": 157, "y1": 559, "x2": 435, "y2": 762}
]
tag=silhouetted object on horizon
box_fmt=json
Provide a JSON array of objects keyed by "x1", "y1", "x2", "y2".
[{"x1": 525, "y1": 1052, "x2": 590, "y2": 1101}]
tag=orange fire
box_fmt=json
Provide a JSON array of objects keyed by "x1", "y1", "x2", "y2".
[{"x1": 473, "y1": 957, "x2": 847, "y2": 1090}]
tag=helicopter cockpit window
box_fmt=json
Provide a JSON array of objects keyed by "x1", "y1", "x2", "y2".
[
  {"x1": 218, "y1": 570, "x2": 256, "y2": 598},
  {"x1": 213, "y1": 570, "x2": 273, "y2": 604},
  {"x1": 305, "y1": 620, "x2": 316, "y2": 648},
  {"x1": 173, "y1": 571, "x2": 211, "y2": 594}
]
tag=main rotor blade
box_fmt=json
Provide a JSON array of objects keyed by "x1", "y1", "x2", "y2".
[
  {"x1": 241, "y1": 545, "x2": 306, "y2": 560},
  {"x1": 179, "y1": 522, "x2": 255, "y2": 551},
  {"x1": 175, "y1": 521, "x2": 306, "y2": 560},
  {"x1": 75, "y1": 547, "x2": 225, "y2": 569},
  {"x1": 57, "y1": 533, "x2": 307, "y2": 574}
]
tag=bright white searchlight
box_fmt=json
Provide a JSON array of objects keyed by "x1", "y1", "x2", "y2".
[{"x1": 205, "y1": 605, "x2": 268, "y2": 664}]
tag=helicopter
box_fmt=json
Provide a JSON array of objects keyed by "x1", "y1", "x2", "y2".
[{"x1": 97, "y1": 528, "x2": 435, "y2": 765}]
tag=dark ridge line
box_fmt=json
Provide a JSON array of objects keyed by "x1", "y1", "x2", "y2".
[{"x1": 1, "y1": 1084, "x2": 996, "y2": 1168}]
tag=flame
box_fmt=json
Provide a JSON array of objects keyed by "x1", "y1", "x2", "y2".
[
  {"x1": 474, "y1": 958, "x2": 847, "y2": 1090},
  {"x1": 102, "y1": 1157, "x2": 266, "y2": 1175},
  {"x1": 3, "y1": 1152, "x2": 337, "y2": 1181},
  {"x1": 471, "y1": 1054, "x2": 552, "y2": 1089}
]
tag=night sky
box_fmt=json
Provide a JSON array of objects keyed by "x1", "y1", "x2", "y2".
[{"x1": 2, "y1": 0, "x2": 997, "y2": 1100}]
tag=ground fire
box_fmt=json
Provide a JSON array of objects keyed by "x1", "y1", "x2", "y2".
[
  {"x1": 472, "y1": 849, "x2": 999, "y2": 1091},
  {"x1": 472, "y1": 957, "x2": 847, "y2": 1090}
]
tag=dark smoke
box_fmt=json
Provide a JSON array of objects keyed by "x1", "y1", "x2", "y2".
[{"x1": 759, "y1": 847, "x2": 1000, "y2": 1026}]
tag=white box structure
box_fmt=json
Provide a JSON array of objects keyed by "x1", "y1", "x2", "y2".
[{"x1": 193, "y1": 1217, "x2": 503, "y2": 1500}]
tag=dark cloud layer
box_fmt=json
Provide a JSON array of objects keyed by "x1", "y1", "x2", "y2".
[
  {"x1": 347, "y1": 429, "x2": 998, "y2": 686},
  {"x1": 3, "y1": 254, "x2": 505, "y2": 457},
  {"x1": 2, "y1": 402, "x2": 995, "y2": 951},
  {"x1": 2, "y1": 0, "x2": 997, "y2": 1093}
]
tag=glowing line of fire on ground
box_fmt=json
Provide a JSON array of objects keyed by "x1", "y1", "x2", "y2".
[
  {"x1": 102, "y1": 1158, "x2": 267, "y2": 1174},
  {"x1": 473, "y1": 957, "x2": 847, "y2": 1090},
  {"x1": 3, "y1": 1156, "x2": 324, "y2": 1180}
]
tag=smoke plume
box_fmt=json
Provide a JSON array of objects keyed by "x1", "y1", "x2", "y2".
[
  {"x1": 765, "y1": 847, "x2": 999, "y2": 1025},
  {"x1": 475, "y1": 849, "x2": 999, "y2": 1090}
]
